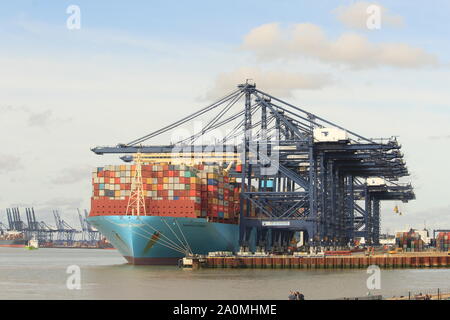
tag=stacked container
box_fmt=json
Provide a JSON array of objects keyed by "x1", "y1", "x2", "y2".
[
  {"x1": 436, "y1": 232, "x2": 450, "y2": 252},
  {"x1": 90, "y1": 163, "x2": 240, "y2": 222},
  {"x1": 395, "y1": 230, "x2": 425, "y2": 252}
]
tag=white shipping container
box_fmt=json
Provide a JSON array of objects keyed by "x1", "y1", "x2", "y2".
[
  {"x1": 367, "y1": 177, "x2": 386, "y2": 186},
  {"x1": 313, "y1": 127, "x2": 349, "y2": 143}
]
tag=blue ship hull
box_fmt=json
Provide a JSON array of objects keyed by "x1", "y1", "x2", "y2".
[{"x1": 87, "y1": 215, "x2": 239, "y2": 265}]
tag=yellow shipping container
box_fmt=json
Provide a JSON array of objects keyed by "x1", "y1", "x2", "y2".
[{"x1": 163, "y1": 177, "x2": 169, "y2": 183}]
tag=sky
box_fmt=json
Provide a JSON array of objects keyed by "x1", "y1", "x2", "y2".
[{"x1": 0, "y1": 0, "x2": 449, "y2": 233}]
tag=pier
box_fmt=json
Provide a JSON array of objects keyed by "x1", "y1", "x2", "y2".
[{"x1": 204, "y1": 253, "x2": 450, "y2": 269}]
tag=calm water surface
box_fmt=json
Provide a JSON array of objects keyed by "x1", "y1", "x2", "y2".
[{"x1": 1, "y1": 247, "x2": 449, "y2": 300}]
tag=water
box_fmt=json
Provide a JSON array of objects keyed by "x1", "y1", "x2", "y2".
[{"x1": 1, "y1": 247, "x2": 450, "y2": 300}]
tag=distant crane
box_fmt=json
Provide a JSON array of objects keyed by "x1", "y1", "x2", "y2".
[
  {"x1": 78, "y1": 208, "x2": 100, "y2": 244},
  {"x1": 37, "y1": 220, "x2": 56, "y2": 242},
  {"x1": 53, "y1": 210, "x2": 79, "y2": 245},
  {"x1": 0, "y1": 221, "x2": 8, "y2": 235},
  {"x1": 6, "y1": 208, "x2": 27, "y2": 231}
]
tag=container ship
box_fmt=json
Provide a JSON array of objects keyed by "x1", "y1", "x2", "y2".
[
  {"x1": 87, "y1": 159, "x2": 253, "y2": 265},
  {"x1": 0, "y1": 231, "x2": 28, "y2": 247}
]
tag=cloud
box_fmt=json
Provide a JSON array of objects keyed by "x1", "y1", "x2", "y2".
[
  {"x1": 241, "y1": 23, "x2": 438, "y2": 69},
  {"x1": 51, "y1": 165, "x2": 92, "y2": 184},
  {"x1": 206, "y1": 67, "x2": 333, "y2": 99},
  {"x1": 43, "y1": 197, "x2": 83, "y2": 209},
  {"x1": 428, "y1": 135, "x2": 450, "y2": 140},
  {"x1": 0, "y1": 154, "x2": 23, "y2": 174},
  {"x1": 27, "y1": 109, "x2": 53, "y2": 127},
  {"x1": 1, "y1": 105, "x2": 70, "y2": 128},
  {"x1": 334, "y1": 1, "x2": 404, "y2": 30}
]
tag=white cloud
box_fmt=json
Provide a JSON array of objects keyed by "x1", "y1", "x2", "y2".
[
  {"x1": 27, "y1": 109, "x2": 53, "y2": 127},
  {"x1": 334, "y1": 1, "x2": 404, "y2": 30},
  {"x1": 0, "y1": 154, "x2": 23, "y2": 174},
  {"x1": 43, "y1": 197, "x2": 83, "y2": 209},
  {"x1": 206, "y1": 67, "x2": 333, "y2": 99},
  {"x1": 242, "y1": 23, "x2": 438, "y2": 69},
  {"x1": 51, "y1": 165, "x2": 92, "y2": 185}
]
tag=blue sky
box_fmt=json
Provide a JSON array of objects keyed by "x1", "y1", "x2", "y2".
[
  {"x1": 2, "y1": 1, "x2": 449, "y2": 44},
  {"x1": 0, "y1": 1, "x2": 449, "y2": 232}
]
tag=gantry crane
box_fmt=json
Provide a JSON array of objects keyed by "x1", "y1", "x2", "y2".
[{"x1": 91, "y1": 82, "x2": 415, "y2": 250}]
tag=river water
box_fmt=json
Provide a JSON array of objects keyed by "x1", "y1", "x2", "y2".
[{"x1": 1, "y1": 247, "x2": 449, "y2": 300}]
